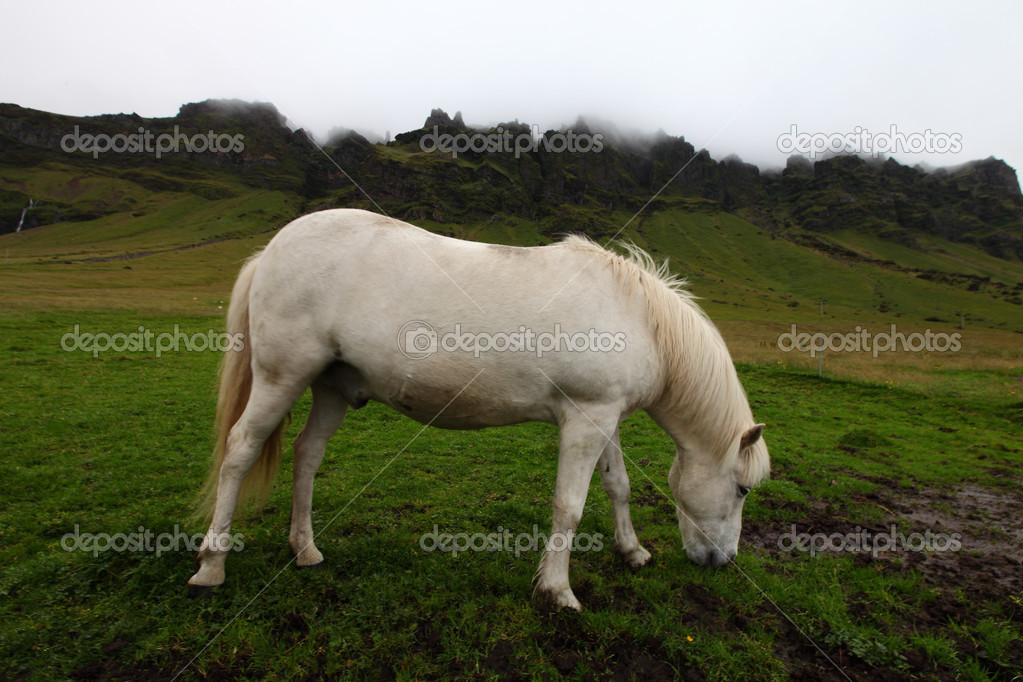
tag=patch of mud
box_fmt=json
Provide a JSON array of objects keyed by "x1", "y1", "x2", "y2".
[
  {"x1": 741, "y1": 481, "x2": 1023, "y2": 677},
  {"x1": 744, "y1": 482, "x2": 1022, "y2": 674},
  {"x1": 897, "y1": 485, "x2": 1023, "y2": 559},
  {"x1": 881, "y1": 484, "x2": 1023, "y2": 601},
  {"x1": 746, "y1": 484, "x2": 1022, "y2": 590}
]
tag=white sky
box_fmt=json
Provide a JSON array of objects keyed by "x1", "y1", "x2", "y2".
[{"x1": 2, "y1": 1, "x2": 1021, "y2": 181}]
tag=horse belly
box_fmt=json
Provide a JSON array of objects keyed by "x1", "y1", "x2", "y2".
[{"x1": 383, "y1": 369, "x2": 552, "y2": 429}]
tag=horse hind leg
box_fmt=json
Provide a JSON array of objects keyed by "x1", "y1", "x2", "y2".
[
  {"x1": 597, "y1": 427, "x2": 651, "y2": 568},
  {"x1": 189, "y1": 372, "x2": 308, "y2": 589},
  {"x1": 289, "y1": 380, "x2": 348, "y2": 567}
]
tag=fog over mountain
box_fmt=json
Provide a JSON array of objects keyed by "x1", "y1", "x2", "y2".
[{"x1": 2, "y1": 1, "x2": 1020, "y2": 181}]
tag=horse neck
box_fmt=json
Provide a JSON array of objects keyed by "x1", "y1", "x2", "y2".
[{"x1": 647, "y1": 313, "x2": 753, "y2": 457}]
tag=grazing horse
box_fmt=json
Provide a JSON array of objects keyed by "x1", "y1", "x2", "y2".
[{"x1": 189, "y1": 208, "x2": 769, "y2": 610}]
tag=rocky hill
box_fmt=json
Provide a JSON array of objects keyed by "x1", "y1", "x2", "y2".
[{"x1": 1, "y1": 101, "x2": 1021, "y2": 260}]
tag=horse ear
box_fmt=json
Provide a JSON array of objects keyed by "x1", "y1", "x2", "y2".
[{"x1": 740, "y1": 423, "x2": 765, "y2": 451}]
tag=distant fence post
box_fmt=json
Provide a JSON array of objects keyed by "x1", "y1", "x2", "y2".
[{"x1": 818, "y1": 333, "x2": 823, "y2": 377}]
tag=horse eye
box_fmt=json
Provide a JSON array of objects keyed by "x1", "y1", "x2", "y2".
[{"x1": 737, "y1": 484, "x2": 751, "y2": 497}]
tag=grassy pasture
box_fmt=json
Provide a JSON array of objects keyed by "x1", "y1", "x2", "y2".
[{"x1": 0, "y1": 208, "x2": 1021, "y2": 679}]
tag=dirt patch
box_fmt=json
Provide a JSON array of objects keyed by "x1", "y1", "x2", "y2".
[
  {"x1": 741, "y1": 481, "x2": 1023, "y2": 677},
  {"x1": 746, "y1": 483, "x2": 1022, "y2": 592},
  {"x1": 895, "y1": 484, "x2": 1023, "y2": 560}
]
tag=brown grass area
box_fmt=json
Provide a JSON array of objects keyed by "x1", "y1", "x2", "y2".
[
  {"x1": 0, "y1": 235, "x2": 262, "y2": 313},
  {"x1": 718, "y1": 319, "x2": 1022, "y2": 395}
]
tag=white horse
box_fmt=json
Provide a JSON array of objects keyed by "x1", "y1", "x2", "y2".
[{"x1": 189, "y1": 208, "x2": 769, "y2": 611}]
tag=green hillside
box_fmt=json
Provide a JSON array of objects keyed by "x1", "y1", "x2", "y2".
[
  {"x1": 1, "y1": 100, "x2": 1020, "y2": 339},
  {"x1": 1, "y1": 176, "x2": 1019, "y2": 331}
]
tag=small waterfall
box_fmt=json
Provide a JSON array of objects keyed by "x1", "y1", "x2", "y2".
[{"x1": 15, "y1": 198, "x2": 37, "y2": 232}]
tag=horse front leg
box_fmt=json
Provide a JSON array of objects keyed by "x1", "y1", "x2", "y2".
[
  {"x1": 535, "y1": 410, "x2": 614, "y2": 611},
  {"x1": 597, "y1": 426, "x2": 651, "y2": 567}
]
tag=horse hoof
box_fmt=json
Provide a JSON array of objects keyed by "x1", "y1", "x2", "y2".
[
  {"x1": 296, "y1": 560, "x2": 326, "y2": 571},
  {"x1": 187, "y1": 584, "x2": 216, "y2": 599},
  {"x1": 625, "y1": 548, "x2": 653, "y2": 568}
]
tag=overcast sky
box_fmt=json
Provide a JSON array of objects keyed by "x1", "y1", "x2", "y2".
[{"x1": 3, "y1": 1, "x2": 1021, "y2": 181}]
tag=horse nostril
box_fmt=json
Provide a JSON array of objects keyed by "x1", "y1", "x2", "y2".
[
  {"x1": 711, "y1": 550, "x2": 735, "y2": 568},
  {"x1": 686, "y1": 547, "x2": 708, "y2": 566}
]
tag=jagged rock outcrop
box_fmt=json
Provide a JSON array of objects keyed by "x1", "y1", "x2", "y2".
[{"x1": 1, "y1": 102, "x2": 1020, "y2": 258}]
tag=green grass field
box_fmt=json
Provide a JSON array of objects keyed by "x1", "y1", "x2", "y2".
[{"x1": 1, "y1": 202, "x2": 1021, "y2": 679}]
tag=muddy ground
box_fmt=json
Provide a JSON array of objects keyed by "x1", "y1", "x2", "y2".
[
  {"x1": 734, "y1": 481, "x2": 1022, "y2": 679},
  {"x1": 490, "y1": 481, "x2": 1023, "y2": 681}
]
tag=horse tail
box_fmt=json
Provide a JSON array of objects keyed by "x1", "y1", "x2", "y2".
[{"x1": 197, "y1": 250, "x2": 286, "y2": 521}]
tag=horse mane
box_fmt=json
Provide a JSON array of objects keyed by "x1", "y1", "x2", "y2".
[{"x1": 558, "y1": 235, "x2": 768, "y2": 484}]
